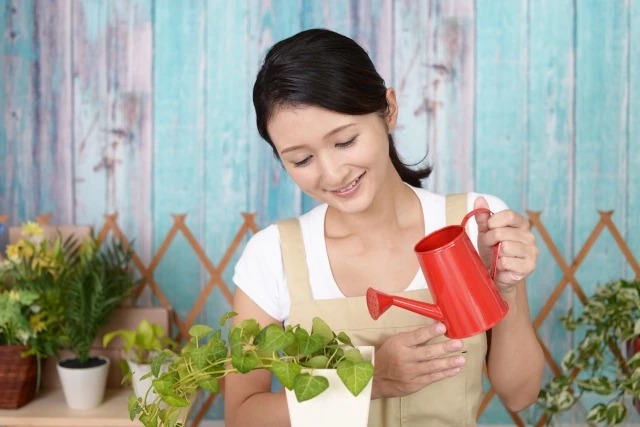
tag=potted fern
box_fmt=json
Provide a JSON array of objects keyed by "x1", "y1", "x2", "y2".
[
  {"x1": 128, "y1": 313, "x2": 375, "y2": 427},
  {"x1": 56, "y1": 237, "x2": 135, "y2": 410},
  {"x1": 537, "y1": 278, "x2": 640, "y2": 425},
  {"x1": 102, "y1": 318, "x2": 176, "y2": 404}
]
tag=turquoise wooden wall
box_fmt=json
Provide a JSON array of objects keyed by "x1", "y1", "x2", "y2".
[{"x1": 2, "y1": 0, "x2": 639, "y2": 424}]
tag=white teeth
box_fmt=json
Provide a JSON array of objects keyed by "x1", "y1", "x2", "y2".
[{"x1": 336, "y1": 176, "x2": 360, "y2": 193}]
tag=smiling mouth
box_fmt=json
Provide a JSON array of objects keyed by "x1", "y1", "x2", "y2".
[{"x1": 333, "y1": 173, "x2": 365, "y2": 194}]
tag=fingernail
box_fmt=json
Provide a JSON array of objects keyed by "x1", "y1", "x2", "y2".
[
  {"x1": 454, "y1": 357, "x2": 466, "y2": 367},
  {"x1": 450, "y1": 340, "x2": 463, "y2": 350},
  {"x1": 435, "y1": 323, "x2": 446, "y2": 334}
]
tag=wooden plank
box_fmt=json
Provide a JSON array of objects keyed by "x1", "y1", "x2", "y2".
[
  {"x1": 152, "y1": 0, "x2": 207, "y2": 323},
  {"x1": 526, "y1": 0, "x2": 575, "y2": 372},
  {"x1": 71, "y1": 0, "x2": 110, "y2": 226},
  {"x1": 392, "y1": 0, "x2": 430, "y2": 190},
  {"x1": 474, "y1": 0, "x2": 527, "y2": 213},
  {"x1": 2, "y1": 0, "x2": 37, "y2": 222},
  {"x1": 423, "y1": 1, "x2": 475, "y2": 194},
  {"x1": 574, "y1": 1, "x2": 628, "y2": 292},
  {"x1": 475, "y1": 1, "x2": 528, "y2": 423},
  {"x1": 628, "y1": 0, "x2": 640, "y2": 278},
  {"x1": 33, "y1": 1, "x2": 73, "y2": 224},
  {"x1": 251, "y1": 0, "x2": 303, "y2": 227}
]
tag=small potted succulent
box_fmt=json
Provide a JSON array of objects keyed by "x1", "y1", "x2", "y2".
[
  {"x1": 537, "y1": 278, "x2": 640, "y2": 425},
  {"x1": 128, "y1": 313, "x2": 375, "y2": 427},
  {"x1": 102, "y1": 318, "x2": 177, "y2": 403}
]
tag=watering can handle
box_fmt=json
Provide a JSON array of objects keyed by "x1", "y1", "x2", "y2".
[{"x1": 460, "y1": 208, "x2": 500, "y2": 279}]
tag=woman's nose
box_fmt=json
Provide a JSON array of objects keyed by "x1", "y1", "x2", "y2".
[{"x1": 317, "y1": 153, "x2": 348, "y2": 186}]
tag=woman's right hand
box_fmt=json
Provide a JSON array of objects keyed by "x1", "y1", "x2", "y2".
[{"x1": 371, "y1": 322, "x2": 466, "y2": 399}]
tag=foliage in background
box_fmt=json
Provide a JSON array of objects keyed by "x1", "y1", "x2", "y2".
[
  {"x1": 103, "y1": 318, "x2": 177, "y2": 365},
  {"x1": 128, "y1": 313, "x2": 375, "y2": 427},
  {"x1": 0, "y1": 222, "x2": 79, "y2": 359},
  {"x1": 537, "y1": 278, "x2": 640, "y2": 425},
  {"x1": 61, "y1": 237, "x2": 135, "y2": 364}
]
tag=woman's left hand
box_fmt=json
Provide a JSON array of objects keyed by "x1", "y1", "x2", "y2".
[{"x1": 473, "y1": 197, "x2": 539, "y2": 294}]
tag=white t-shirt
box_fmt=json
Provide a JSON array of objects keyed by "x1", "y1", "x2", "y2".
[{"x1": 233, "y1": 187, "x2": 508, "y2": 324}]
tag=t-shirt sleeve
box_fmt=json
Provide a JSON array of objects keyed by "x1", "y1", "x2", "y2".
[{"x1": 232, "y1": 224, "x2": 287, "y2": 322}]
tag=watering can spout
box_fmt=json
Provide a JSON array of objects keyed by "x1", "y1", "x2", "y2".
[{"x1": 366, "y1": 288, "x2": 444, "y2": 322}]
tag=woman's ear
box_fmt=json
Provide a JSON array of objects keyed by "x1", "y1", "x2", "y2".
[{"x1": 385, "y1": 88, "x2": 398, "y2": 132}]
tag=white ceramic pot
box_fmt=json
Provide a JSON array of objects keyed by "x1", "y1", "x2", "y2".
[
  {"x1": 57, "y1": 355, "x2": 110, "y2": 410},
  {"x1": 127, "y1": 359, "x2": 167, "y2": 404},
  {"x1": 285, "y1": 346, "x2": 375, "y2": 427}
]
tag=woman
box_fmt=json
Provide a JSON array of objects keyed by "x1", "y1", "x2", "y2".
[{"x1": 225, "y1": 28, "x2": 544, "y2": 427}]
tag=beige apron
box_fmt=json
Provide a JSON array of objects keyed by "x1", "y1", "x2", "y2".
[{"x1": 278, "y1": 194, "x2": 486, "y2": 426}]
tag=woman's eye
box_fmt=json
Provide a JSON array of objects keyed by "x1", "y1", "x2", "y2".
[
  {"x1": 336, "y1": 137, "x2": 356, "y2": 148},
  {"x1": 293, "y1": 156, "x2": 312, "y2": 167}
]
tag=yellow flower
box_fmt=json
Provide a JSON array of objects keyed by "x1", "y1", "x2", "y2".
[
  {"x1": 8, "y1": 289, "x2": 20, "y2": 301},
  {"x1": 21, "y1": 221, "x2": 43, "y2": 238},
  {"x1": 30, "y1": 313, "x2": 47, "y2": 333}
]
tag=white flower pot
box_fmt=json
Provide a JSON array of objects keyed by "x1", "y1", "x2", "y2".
[
  {"x1": 57, "y1": 356, "x2": 110, "y2": 410},
  {"x1": 127, "y1": 359, "x2": 168, "y2": 405},
  {"x1": 285, "y1": 346, "x2": 374, "y2": 427}
]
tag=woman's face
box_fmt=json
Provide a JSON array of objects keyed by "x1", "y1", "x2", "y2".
[{"x1": 267, "y1": 90, "x2": 398, "y2": 214}]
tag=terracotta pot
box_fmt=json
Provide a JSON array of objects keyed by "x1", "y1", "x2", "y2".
[
  {"x1": 0, "y1": 345, "x2": 37, "y2": 409},
  {"x1": 627, "y1": 337, "x2": 640, "y2": 414}
]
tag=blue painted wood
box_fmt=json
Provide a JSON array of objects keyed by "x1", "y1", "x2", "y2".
[
  {"x1": 475, "y1": 0, "x2": 527, "y2": 215},
  {"x1": 3, "y1": 0, "x2": 37, "y2": 223},
  {"x1": 0, "y1": 0, "x2": 8, "y2": 214},
  {"x1": 628, "y1": 1, "x2": 640, "y2": 277},
  {"x1": 525, "y1": 0, "x2": 576, "y2": 423},
  {"x1": 574, "y1": 1, "x2": 629, "y2": 293},
  {"x1": 475, "y1": 2, "x2": 528, "y2": 423},
  {"x1": 152, "y1": 0, "x2": 208, "y2": 324}
]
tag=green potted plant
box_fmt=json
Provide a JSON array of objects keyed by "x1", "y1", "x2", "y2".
[
  {"x1": 56, "y1": 236, "x2": 135, "y2": 410},
  {"x1": 128, "y1": 313, "x2": 375, "y2": 427},
  {"x1": 102, "y1": 318, "x2": 176, "y2": 403},
  {"x1": 0, "y1": 221, "x2": 77, "y2": 408},
  {"x1": 537, "y1": 278, "x2": 640, "y2": 425}
]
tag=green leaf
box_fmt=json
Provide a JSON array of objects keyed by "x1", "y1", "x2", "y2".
[
  {"x1": 260, "y1": 324, "x2": 294, "y2": 353},
  {"x1": 197, "y1": 377, "x2": 220, "y2": 393},
  {"x1": 296, "y1": 331, "x2": 324, "y2": 356},
  {"x1": 311, "y1": 317, "x2": 334, "y2": 345},
  {"x1": 586, "y1": 403, "x2": 607, "y2": 423},
  {"x1": 151, "y1": 352, "x2": 168, "y2": 377},
  {"x1": 128, "y1": 394, "x2": 142, "y2": 420},
  {"x1": 303, "y1": 355, "x2": 330, "y2": 369},
  {"x1": 189, "y1": 324, "x2": 213, "y2": 340},
  {"x1": 271, "y1": 359, "x2": 301, "y2": 390},
  {"x1": 336, "y1": 360, "x2": 374, "y2": 397},
  {"x1": 577, "y1": 376, "x2": 613, "y2": 395},
  {"x1": 605, "y1": 401, "x2": 627, "y2": 425},
  {"x1": 219, "y1": 311, "x2": 237, "y2": 326},
  {"x1": 336, "y1": 332, "x2": 353, "y2": 346},
  {"x1": 555, "y1": 389, "x2": 576, "y2": 411},
  {"x1": 293, "y1": 373, "x2": 329, "y2": 402},
  {"x1": 231, "y1": 352, "x2": 259, "y2": 373},
  {"x1": 343, "y1": 348, "x2": 364, "y2": 363}
]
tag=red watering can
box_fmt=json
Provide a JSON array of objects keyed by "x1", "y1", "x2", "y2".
[{"x1": 366, "y1": 208, "x2": 508, "y2": 339}]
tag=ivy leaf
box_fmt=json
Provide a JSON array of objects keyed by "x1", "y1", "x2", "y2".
[
  {"x1": 336, "y1": 360, "x2": 374, "y2": 397},
  {"x1": 587, "y1": 403, "x2": 607, "y2": 423},
  {"x1": 128, "y1": 394, "x2": 142, "y2": 420},
  {"x1": 219, "y1": 311, "x2": 237, "y2": 326},
  {"x1": 293, "y1": 373, "x2": 329, "y2": 402},
  {"x1": 271, "y1": 359, "x2": 301, "y2": 389},
  {"x1": 296, "y1": 331, "x2": 324, "y2": 356},
  {"x1": 231, "y1": 352, "x2": 259, "y2": 373},
  {"x1": 259, "y1": 324, "x2": 294, "y2": 353},
  {"x1": 605, "y1": 401, "x2": 627, "y2": 425},
  {"x1": 336, "y1": 332, "x2": 353, "y2": 346},
  {"x1": 303, "y1": 355, "x2": 330, "y2": 369},
  {"x1": 577, "y1": 376, "x2": 613, "y2": 395},
  {"x1": 197, "y1": 377, "x2": 220, "y2": 393},
  {"x1": 189, "y1": 324, "x2": 213, "y2": 342},
  {"x1": 151, "y1": 351, "x2": 168, "y2": 377},
  {"x1": 343, "y1": 348, "x2": 364, "y2": 363},
  {"x1": 311, "y1": 317, "x2": 335, "y2": 345}
]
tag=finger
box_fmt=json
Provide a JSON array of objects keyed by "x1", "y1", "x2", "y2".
[
  {"x1": 496, "y1": 255, "x2": 537, "y2": 277},
  {"x1": 417, "y1": 339, "x2": 464, "y2": 362},
  {"x1": 495, "y1": 240, "x2": 538, "y2": 259},
  {"x1": 473, "y1": 197, "x2": 491, "y2": 233},
  {"x1": 412, "y1": 366, "x2": 463, "y2": 388},
  {"x1": 488, "y1": 210, "x2": 530, "y2": 229},
  {"x1": 405, "y1": 322, "x2": 447, "y2": 347}
]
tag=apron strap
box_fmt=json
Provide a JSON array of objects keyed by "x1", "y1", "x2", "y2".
[
  {"x1": 277, "y1": 218, "x2": 312, "y2": 304},
  {"x1": 446, "y1": 193, "x2": 468, "y2": 227}
]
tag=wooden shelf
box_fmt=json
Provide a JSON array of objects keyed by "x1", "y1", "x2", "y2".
[{"x1": 0, "y1": 388, "x2": 141, "y2": 426}]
